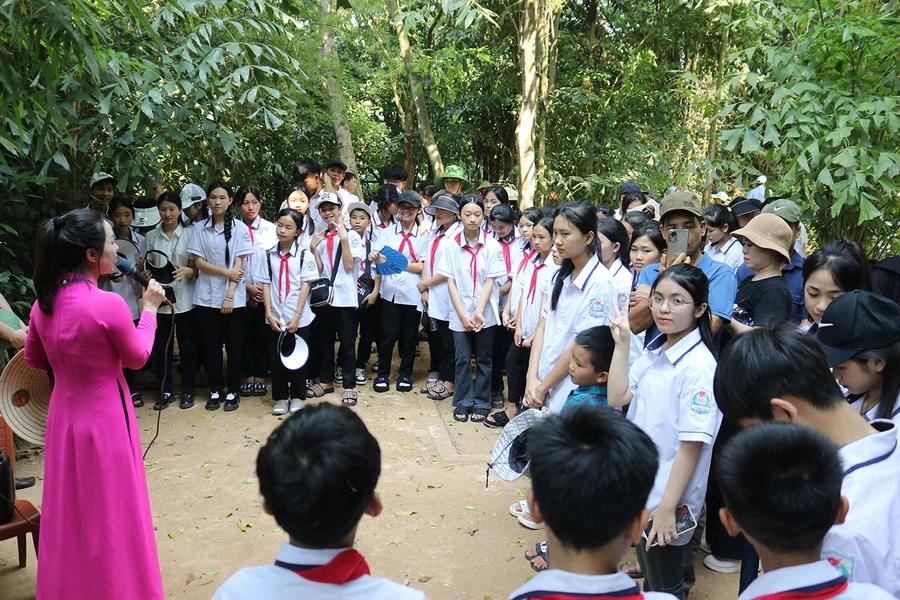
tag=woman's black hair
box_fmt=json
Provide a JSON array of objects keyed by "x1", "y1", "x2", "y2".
[
  {"x1": 108, "y1": 196, "x2": 134, "y2": 217},
  {"x1": 34, "y1": 208, "x2": 107, "y2": 315},
  {"x1": 533, "y1": 216, "x2": 556, "y2": 239},
  {"x1": 157, "y1": 191, "x2": 182, "y2": 210},
  {"x1": 703, "y1": 204, "x2": 738, "y2": 233},
  {"x1": 490, "y1": 204, "x2": 517, "y2": 225},
  {"x1": 631, "y1": 222, "x2": 666, "y2": 255},
  {"x1": 484, "y1": 185, "x2": 509, "y2": 206},
  {"x1": 851, "y1": 342, "x2": 900, "y2": 420},
  {"x1": 650, "y1": 264, "x2": 715, "y2": 354},
  {"x1": 375, "y1": 183, "x2": 400, "y2": 212},
  {"x1": 550, "y1": 201, "x2": 600, "y2": 311},
  {"x1": 521, "y1": 207, "x2": 543, "y2": 225},
  {"x1": 290, "y1": 182, "x2": 310, "y2": 197},
  {"x1": 622, "y1": 210, "x2": 651, "y2": 232},
  {"x1": 802, "y1": 238, "x2": 872, "y2": 292},
  {"x1": 207, "y1": 180, "x2": 234, "y2": 265},
  {"x1": 235, "y1": 185, "x2": 262, "y2": 208},
  {"x1": 597, "y1": 217, "x2": 631, "y2": 265},
  {"x1": 276, "y1": 208, "x2": 305, "y2": 238},
  {"x1": 542, "y1": 206, "x2": 559, "y2": 219},
  {"x1": 620, "y1": 190, "x2": 646, "y2": 216},
  {"x1": 595, "y1": 204, "x2": 614, "y2": 218},
  {"x1": 459, "y1": 193, "x2": 485, "y2": 212}
]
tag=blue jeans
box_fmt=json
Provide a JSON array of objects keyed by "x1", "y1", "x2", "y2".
[{"x1": 452, "y1": 327, "x2": 495, "y2": 411}]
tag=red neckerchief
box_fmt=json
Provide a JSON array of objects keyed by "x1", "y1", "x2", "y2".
[
  {"x1": 325, "y1": 229, "x2": 339, "y2": 266},
  {"x1": 456, "y1": 232, "x2": 482, "y2": 291},
  {"x1": 277, "y1": 251, "x2": 292, "y2": 304},
  {"x1": 754, "y1": 575, "x2": 848, "y2": 600},
  {"x1": 398, "y1": 226, "x2": 419, "y2": 262},
  {"x1": 275, "y1": 549, "x2": 370, "y2": 585},
  {"x1": 527, "y1": 261, "x2": 545, "y2": 303},
  {"x1": 499, "y1": 236, "x2": 516, "y2": 275},
  {"x1": 517, "y1": 247, "x2": 537, "y2": 276},
  {"x1": 430, "y1": 229, "x2": 447, "y2": 273}
]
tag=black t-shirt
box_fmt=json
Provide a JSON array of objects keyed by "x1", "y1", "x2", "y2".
[
  {"x1": 723, "y1": 275, "x2": 791, "y2": 347},
  {"x1": 873, "y1": 256, "x2": 900, "y2": 307}
]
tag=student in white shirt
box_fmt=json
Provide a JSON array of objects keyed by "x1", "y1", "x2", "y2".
[
  {"x1": 256, "y1": 209, "x2": 318, "y2": 415},
  {"x1": 143, "y1": 192, "x2": 198, "y2": 410},
  {"x1": 702, "y1": 204, "x2": 743, "y2": 272},
  {"x1": 187, "y1": 181, "x2": 254, "y2": 412},
  {"x1": 801, "y1": 239, "x2": 871, "y2": 336},
  {"x1": 293, "y1": 159, "x2": 327, "y2": 231},
  {"x1": 306, "y1": 193, "x2": 366, "y2": 406},
  {"x1": 508, "y1": 407, "x2": 676, "y2": 600},
  {"x1": 180, "y1": 183, "x2": 208, "y2": 226},
  {"x1": 597, "y1": 217, "x2": 633, "y2": 311},
  {"x1": 371, "y1": 191, "x2": 427, "y2": 394},
  {"x1": 237, "y1": 185, "x2": 278, "y2": 399},
  {"x1": 490, "y1": 204, "x2": 523, "y2": 408},
  {"x1": 213, "y1": 403, "x2": 427, "y2": 600},
  {"x1": 817, "y1": 291, "x2": 900, "y2": 423},
  {"x1": 348, "y1": 203, "x2": 381, "y2": 387},
  {"x1": 718, "y1": 423, "x2": 894, "y2": 600},
  {"x1": 416, "y1": 194, "x2": 462, "y2": 401},
  {"x1": 437, "y1": 195, "x2": 504, "y2": 423},
  {"x1": 278, "y1": 184, "x2": 314, "y2": 233},
  {"x1": 524, "y1": 202, "x2": 619, "y2": 414},
  {"x1": 370, "y1": 184, "x2": 399, "y2": 249},
  {"x1": 714, "y1": 326, "x2": 900, "y2": 596},
  {"x1": 608, "y1": 264, "x2": 722, "y2": 599}
]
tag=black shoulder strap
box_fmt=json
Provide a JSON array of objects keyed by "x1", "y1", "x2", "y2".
[
  {"x1": 266, "y1": 250, "x2": 273, "y2": 282},
  {"x1": 329, "y1": 239, "x2": 342, "y2": 284},
  {"x1": 363, "y1": 238, "x2": 372, "y2": 278}
]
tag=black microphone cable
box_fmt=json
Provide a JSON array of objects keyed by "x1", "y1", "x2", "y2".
[{"x1": 143, "y1": 304, "x2": 176, "y2": 461}]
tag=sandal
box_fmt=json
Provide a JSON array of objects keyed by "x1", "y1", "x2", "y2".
[
  {"x1": 132, "y1": 392, "x2": 144, "y2": 408},
  {"x1": 484, "y1": 411, "x2": 510, "y2": 429},
  {"x1": 426, "y1": 384, "x2": 452, "y2": 401},
  {"x1": 342, "y1": 390, "x2": 358, "y2": 407},
  {"x1": 619, "y1": 560, "x2": 643, "y2": 579},
  {"x1": 491, "y1": 394, "x2": 506, "y2": 409},
  {"x1": 453, "y1": 408, "x2": 469, "y2": 423},
  {"x1": 252, "y1": 381, "x2": 267, "y2": 397},
  {"x1": 306, "y1": 383, "x2": 334, "y2": 398},
  {"x1": 470, "y1": 408, "x2": 489, "y2": 423},
  {"x1": 526, "y1": 541, "x2": 550, "y2": 572},
  {"x1": 239, "y1": 382, "x2": 254, "y2": 397},
  {"x1": 419, "y1": 380, "x2": 439, "y2": 394}
]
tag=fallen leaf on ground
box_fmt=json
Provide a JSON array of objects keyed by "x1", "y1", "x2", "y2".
[
  {"x1": 465, "y1": 506, "x2": 477, "y2": 510},
  {"x1": 202, "y1": 569, "x2": 219, "y2": 576},
  {"x1": 402, "y1": 445, "x2": 414, "y2": 450},
  {"x1": 419, "y1": 575, "x2": 432, "y2": 583},
  {"x1": 163, "y1": 476, "x2": 170, "y2": 481},
  {"x1": 185, "y1": 572, "x2": 195, "y2": 584},
  {"x1": 426, "y1": 484, "x2": 443, "y2": 489},
  {"x1": 237, "y1": 519, "x2": 246, "y2": 532},
  {"x1": 146, "y1": 467, "x2": 161, "y2": 473},
  {"x1": 517, "y1": 489, "x2": 526, "y2": 497},
  {"x1": 428, "y1": 520, "x2": 437, "y2": 527},
  {"x1": 167, "y1": 532, "x2": 177, "y2": 539},
  {"x1": 272, "y1": 527, "x2": 282, "y2": 533},
  {"x1": 204, "y1": 469, "x2": 212, "y2": 478},
  {"x1": 241, "y1": 478, "x2": 253, "y2": 484},
  {"x1": 144, "y1": 459, "x2": 160, "y2": 466},
  {"x1": 198, "y1": 414, "x2": 212, "y2": 418},
  {"x1": 396, "y1": 510, "x2": 416, "y2": 516}
]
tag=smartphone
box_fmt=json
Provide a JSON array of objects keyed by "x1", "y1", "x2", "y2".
[
  {"x1": 642, "y1": 504, "x2": 698, "y2": 547},
  {"x1": 666, "y1": 229, "x2": 689, "y2": 266}
]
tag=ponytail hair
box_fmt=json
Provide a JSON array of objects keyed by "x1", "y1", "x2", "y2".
[
  {"x1": 489, "y1": 204, "x2": 517, "y2": 225},
  {"x1": 521, "y1": 207, "x2": 543, "y2": 225},
  {"x1": 550, "y1": 201, "x2": 600, "y2": 311},
  {"x1": 650, "y1": 264, "x2": 715, "y2": 354},
  {"x1": 34, "y1": 209, "x2": 107, "y2": 315},
  {"x1": 207, "y1": 180, "x2": 234, "y2": 265},
  {"x1": 597, "y1": 217, "x2": 631, "y2": 265},
  {"x1": 702, "y1": 204, "x2": 738, "y2": 233}
]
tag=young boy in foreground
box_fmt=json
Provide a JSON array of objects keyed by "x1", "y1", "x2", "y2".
[
  {"x1": 509, "y1": 406, "x2": 676, "y2": 599},
  {"x1": 213, "y1": 403, "x2": 427, "y2": 599},
  {"x1": 719, "y1": 422, "x2": 893, "y2": 599}
]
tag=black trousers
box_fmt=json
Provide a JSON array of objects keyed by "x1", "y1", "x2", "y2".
[
  {"x1": 153, "y1": 311, "x2": 197, "y2": 395},
  {"x1": 196, "y1": 306, "x2": 246, "y2": 395},
  {"x1": 316, "y1": 304, "x2": 359, "y2": 388},
  {"x1": 356, "y1": 296, "x2": 382, "y2": 368},
  {"x1": 378, "y1": 300, "x2": 419, "y2": 379},
  {"x1": 706, "y1": 418, "x2": 745, "y2": 560},
  {"x1": 269, "y1": 326, "x2": 310, "y2": 401},
  {"x1": 492, "y1": 326, "x2": 513, "y2": 394},
  {"x1": 435, "y1": 318, "x2": 455, "y2": 383},
  {"x1": 505, "y1": 342, "x2": 530, "y2": 406},
  {"x1": 123, "y1": 319, "x2": 144, "y2": 395},
  {"x1": 243, "y1": 302, "x2": 269, "y2": 379}
]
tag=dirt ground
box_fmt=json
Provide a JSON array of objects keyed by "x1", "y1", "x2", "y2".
[{"x1": 1, "y1": 350, "x2": 738, "y2": 599}]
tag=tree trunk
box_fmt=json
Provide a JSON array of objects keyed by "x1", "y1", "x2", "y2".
[
  {"x1": 517, "y1": 0, "x2": 539, "y2": 209},
  {"x1": 703, "y1": 3, "x2": 733, "y2": 203},
  {"x1": 385, "y1": 0, "x2": 444, "y2": 177},
  {"x1": 391, "y1": 80, "x2": 416, "y2": 187},
  {"x1": 535, "y1": 1, "x2": 557, "y2": 203},
  {"x1": 320, "y1": 0, "x2": 358, "y2": 173}
]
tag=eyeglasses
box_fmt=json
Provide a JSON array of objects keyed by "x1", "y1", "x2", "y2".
[{"x1": 649, "y1": 295, "x2": 695, "y2": 311}]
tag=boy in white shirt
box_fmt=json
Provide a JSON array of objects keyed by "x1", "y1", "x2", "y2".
[
  {"x1": 715, "y1": 326, "x2": 900, "y2": 597},
  {"x1": 508, "y1": 406, "x2": 675, "y2": 600},
  {"x1": 214, "y1": 403, "x2": 427, "y2": 600},
  {"x1": 718, "y1": 422, "x2": 893, "y2": 600}
]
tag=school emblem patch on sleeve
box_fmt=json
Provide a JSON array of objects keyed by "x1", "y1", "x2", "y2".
[
  {"x1": 351, "y1": 237, "x2": 360, "y2": 248},
  {"x1": 242, "y1": 231, "x2": 251, "y2": 242},
  {"x1": 691, "y1": 390, "x2": 712, "y2": 415},
  {"x1": 824, "y1": 552, "x2": 855, "y2": 580},
  {"x1": 588, "y1": 298, "x2": 607, "y2": 318}
]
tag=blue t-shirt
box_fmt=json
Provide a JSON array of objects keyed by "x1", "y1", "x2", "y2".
[
  {"x1": 735, "y1": 251, "x2": 806, "y2": 324},
  {"x1": 562, "y1": 385, "x2": 609, "y2": 412},
  {"x1": 637, "y1": 253, "x2": 736, "y2": 346}
]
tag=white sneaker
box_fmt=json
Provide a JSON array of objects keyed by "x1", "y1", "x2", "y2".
[
  {"x1": 509, "y1": 499, "x2": 527, "y2": 518},
  {"x1": 517, "y1": 509, "x2": 545, "y2": 530},
  {"x1": 289, "y1": 398, "x2": 305, "y2": 413},
  {"x1": 700, "y1": 538, "x2": 712, "y2": 554},
  {"x1": 272, "y1": 400, "x2": 290, "y2": 415},
  {"x1": 703, "y1": 555, "x2": 742, "y2": 573},
  {"x1": 355, "y1": 368, "x2": 366, "y2": 385}
]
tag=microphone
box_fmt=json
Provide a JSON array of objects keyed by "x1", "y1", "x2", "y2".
[{"x1": 115, "y1": 257, "x2": 150, "y2": 288}]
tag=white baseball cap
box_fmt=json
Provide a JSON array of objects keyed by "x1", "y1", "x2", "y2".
[
  {"x1": 712, "y1": 191, "x2": 729, "y2": 202},
  {"x1": 756, "y1": 175, "x2": 768, "y2": 184},
  {"x1": 180, "y1": 183, "x2": 206, "y2": 209}
]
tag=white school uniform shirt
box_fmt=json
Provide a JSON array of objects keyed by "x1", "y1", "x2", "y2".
[
  {"x1": 495, "y1": 234, "x2": 525, "y2": 311},
  {"x1": 738, "y1": 560, "x2": 894, "y2": 600},
  {"x1": 369, "y1": 211, "x2": 395, "y2": 249},
  {"x1": 423, "y1": 221, "x2": 462, "y2": 322},
  {"x1": 537, "y1": 254, "x2": 618, "y2": 413},
  {"x1": 509, "y1": 569, "x2": 676, "y2": 600},
  {"x1": 508, "y1": 243, "x2": 537, "y2": 319},
  {"x1": 243, "y1": 215, "x2": 278, "y2": 286},
  {"x1": 306, "y1": 190, "x2": 327, "y2": 232},
  {"x1": 378, "y1": 222, "x2": 428, "y2": 309},
  {"x1": 626, "y1": 328, "x2": 722, "y2": 540},
  {"x1": 517, "y1": 254, "x2": 557, "y2": 339},
  {"x1": 608, "y1": 256, "x2": 632, "y2": 312},
  {"x1": 187, "y1": 217, "x2": 254, "y2": 309},
  {"x1": 315, "y1": 226, "x2": 366, "y2": 309},
  {"x1": 705, "y1": 237, "x2": 744, "y2": 272},
  {"x1": 143, "y1": 223, "x2": 195, "y2": 315},
  {"x1": 107, "y1": 229, "x2": 145, "y2": 319},
  {"x1": 254, "y1": 241, "x2": 318, "y2": 327},
  {"x1": 337, "y1": 188, "x2": 359, "y2": 228},
  {"x1": 436, "y1": 229, "x2": 506, "y2": 332},
  {"x1": 849, "y1": 392, "x2": 900, "y2": 424},
  {"x1": 821, "y1": 419, "x2": 900, "y2": 596},
  {"x1": 212, "y1": 543, "x2": 427, "y2": 600}
]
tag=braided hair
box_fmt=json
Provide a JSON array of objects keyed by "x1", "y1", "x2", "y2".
[{"x1": 550, "y1": 201, "x2": 601, "y2": 311}]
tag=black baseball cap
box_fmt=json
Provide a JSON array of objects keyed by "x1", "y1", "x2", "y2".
[
  {"x1": 325, "y1": 160, "x2": 347, "y2": 172},
  {"x1": 730, "y1": 198, "x2": 763, "y2": 217},
  {"x1": 618, "y1": 181, "x2": 642, "y2": 197},
  {"x1": 815, "y1": 290, "x2": 900, "y2": 367}
]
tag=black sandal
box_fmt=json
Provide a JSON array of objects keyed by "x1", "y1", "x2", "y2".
[
  {"x1": 239, "y1": 382, "x2": 254, "y2": 397},
  {"x1": 470, "y1": 408, "x2": 489, "y2": 423},
  {"x1": 342, "y1": 391, "x2": 359, "y2": 407},
  {"x1": 253, "y1": 381, "x2": 267, "y2": 397},
  {"x1": 453, "y1": 409, "x2": 469, "y2": 422},
  {"x1": 527, "y1": 541, "x2": 550, "y2": 572},
  {"x1": 484, "y1": 411, "x2": 510, "y2": 429},
  {"x1": 132, "y1": 392, "x2": 144, "y2": 408}
]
